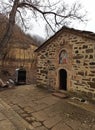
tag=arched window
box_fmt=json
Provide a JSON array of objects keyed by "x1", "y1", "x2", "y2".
[{"x1": 59, "y1": 50, "x2": 68, "y2": 64}]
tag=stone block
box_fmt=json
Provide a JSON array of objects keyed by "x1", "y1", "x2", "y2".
[
  {"x1": 89, "y1": 62, "x2": 95, "y2": 65},
  {"x1": 88, "y1": 82, "x2": 95, "y2": 88},
  {"x1": 83, "y1": 45, "x2": 88, "y2": 49},
  {"x1": 0, "y1": 120, "x2": 16, "y2": 130},
  {"x1": 73, "y1": 54, "x2": 84, "y2": 59},
  {"x1": 86, "y1": 49, "x2": 93, "y2": 53},
  {"x1": 32, "y1": 121, "x2": 42, "y2": 128}
]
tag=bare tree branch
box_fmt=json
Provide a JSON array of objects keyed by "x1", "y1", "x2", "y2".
[
  {"x1": 0, "y1": 0, "x2": 87, "y2": 59},
  {"x1": 17, "y1": 9, "x2": 27, "y2": 29}
]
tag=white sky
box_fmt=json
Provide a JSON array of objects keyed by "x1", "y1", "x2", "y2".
[
  {"x1": 28, "y1": 0, "x2": 95, "y2": 37},
  {"x1": 75, "y1": 0, "x2": 95, "y2": 32},
  {"x1": 1, "y1": 0, "x2": 95, "y2": 37}
]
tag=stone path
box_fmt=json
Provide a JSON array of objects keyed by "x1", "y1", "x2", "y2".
[
  {"x1": 0, "y1": 98, "x2": 33, "y2": 130},
  {"x1": 0, "y1": 85, "x2": 95, "y2": 130}
]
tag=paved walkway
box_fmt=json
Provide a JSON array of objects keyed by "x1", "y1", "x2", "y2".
[
  {"x1": 0, "y1": 98, "x2": 33, "y2": 130},
  {"x1": 0, "y1": 85, "x2": 95, "y2": 130}
]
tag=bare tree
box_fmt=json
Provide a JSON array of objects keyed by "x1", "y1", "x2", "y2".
[{"x1": 0, "y1": 0, "x2": 87, "y2": 58}]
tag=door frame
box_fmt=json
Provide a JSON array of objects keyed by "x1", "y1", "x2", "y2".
[
  {"x1": 56, "y1": 67, "x2": 68, "y2": 90},
  {"x1": 59, "y1": 69, "x2": 67, "y2": 90}
]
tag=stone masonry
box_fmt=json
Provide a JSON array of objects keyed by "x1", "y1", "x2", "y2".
[{"x1": 35, "y1": 26, "x2": 95, "y2": 98}]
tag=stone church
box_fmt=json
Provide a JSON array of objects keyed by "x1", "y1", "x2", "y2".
[{"x1": 35, "y1": 26, "x2": 95, "y2": 98}]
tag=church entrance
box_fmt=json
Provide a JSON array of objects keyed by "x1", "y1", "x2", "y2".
[{"x1": 59, "y1": 69, "x2": 67, "y2": 90}]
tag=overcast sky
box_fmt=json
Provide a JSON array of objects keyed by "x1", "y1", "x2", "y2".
[
  {"x1": 75, "y1": 0, "x2": 95, "y2": 32},
  {"x1": 1, "y1": 0, "x2": 95, "y2": 37},
  {"x1": 28, "y1": 0, "x2": 95, "y2": 37}
]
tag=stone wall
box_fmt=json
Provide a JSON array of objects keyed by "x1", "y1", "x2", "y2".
[
  {"x1": 36, "y1": 30, "x2": 95, "y2": 98},
  {"x1": 72, "y1": 39, "x2": 95, "y2": 97}
]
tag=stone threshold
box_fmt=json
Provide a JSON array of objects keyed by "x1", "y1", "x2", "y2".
[{"x1": 52, "y1": 90, "x2": 68, "y2": 99}]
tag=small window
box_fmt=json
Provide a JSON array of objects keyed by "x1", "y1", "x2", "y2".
[{"x1": 59, "y1": 50, "x2": 68, "y2": 64}]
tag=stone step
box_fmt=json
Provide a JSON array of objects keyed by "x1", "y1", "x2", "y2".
[{"x1": 52, "y1": 92, "x2": 68, "y2": 99}]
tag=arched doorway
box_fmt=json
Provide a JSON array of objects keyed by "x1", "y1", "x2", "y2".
[{"x1": 59, "y1": 69, "x2": 67, "y2": 90}]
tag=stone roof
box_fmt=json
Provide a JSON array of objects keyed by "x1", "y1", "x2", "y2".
[{"x1": 35, "y1": 26, "x2": 95, "y2": 52}]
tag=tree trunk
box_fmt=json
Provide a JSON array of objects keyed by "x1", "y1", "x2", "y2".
[{"x1": 0, "y1": 0, "x2": 19, "y2": 58}]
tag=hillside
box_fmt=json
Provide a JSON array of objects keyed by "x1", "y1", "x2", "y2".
[{"x1": 0, "y1": 13, "x2": 38, "y2": 83}]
